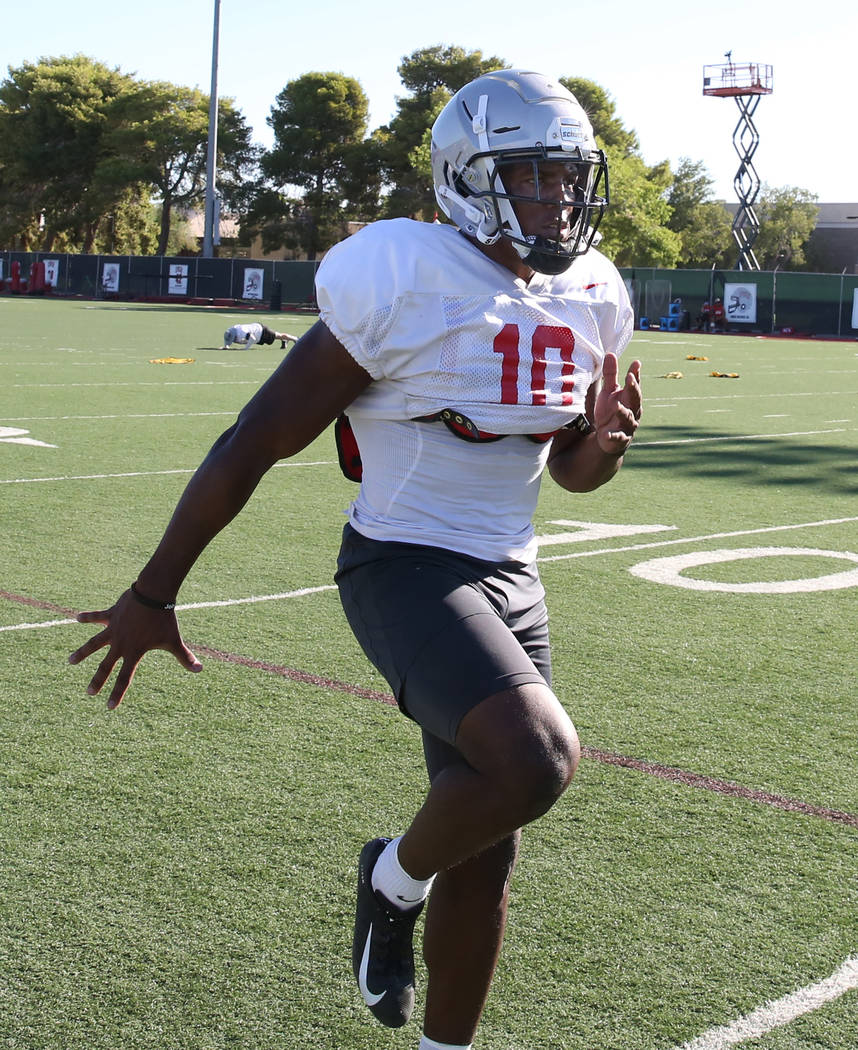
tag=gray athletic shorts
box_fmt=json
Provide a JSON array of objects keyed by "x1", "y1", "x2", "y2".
[{"x1": 335, "y1": 524, "x2": 551, "y2": 772}]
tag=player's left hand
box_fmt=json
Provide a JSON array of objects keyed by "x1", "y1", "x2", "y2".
[{"x1": 593, "y1": 352, "x2": 641, "y2": 456}]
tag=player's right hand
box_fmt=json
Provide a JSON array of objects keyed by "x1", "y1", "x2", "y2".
[{"x1": 68, "y1": 590, "x2": 202, "y2": 710}]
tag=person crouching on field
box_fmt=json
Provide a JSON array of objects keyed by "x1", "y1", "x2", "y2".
[{"x1": 221, "y1": 322, "x2": 298, "y2": 350}]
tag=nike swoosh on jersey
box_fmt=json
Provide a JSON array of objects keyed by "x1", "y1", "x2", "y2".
[{"x1": 358, "y1": 922, "x2": 386, "y2": 1006}]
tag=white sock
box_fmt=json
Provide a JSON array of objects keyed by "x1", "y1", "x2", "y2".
[
  {"x1": 371, "y1": 835, "x2": 435, "y2": 911},
  {"x1": 419, "y1": 1037, "x2": 472, "y2": 1050}
]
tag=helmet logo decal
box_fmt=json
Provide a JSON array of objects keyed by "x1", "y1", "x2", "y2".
[
  {"x1": 548, "y1": 117, "x2": 587, "y2": 147},
  {"x1": 430, "y1": 70, "x2": 609, "y2": 265}
]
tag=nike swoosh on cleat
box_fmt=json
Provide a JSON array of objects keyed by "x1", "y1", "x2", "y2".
[
  {"x1": 358, "y1": 922, "x2": 386, "y2": 1007},
  {"x1": 396, "y1": 894, "x2": 422, "y2": 904}
]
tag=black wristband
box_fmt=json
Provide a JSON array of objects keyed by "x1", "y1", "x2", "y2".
[{"x1": 130, "y1": 581, "x2": 176, "y2": 611}]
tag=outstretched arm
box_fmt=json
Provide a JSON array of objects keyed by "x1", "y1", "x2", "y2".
[
  {"x1": 69, "y1": 320, "x2": 372, "y2": 709},
  {"x1": 547, "y1": 352, "x2": 642, "y2": 492}
]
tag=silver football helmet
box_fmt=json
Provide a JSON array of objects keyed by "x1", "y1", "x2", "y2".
[{"x1": 431, "y1": 69, "x2": 608, "y2": 274}]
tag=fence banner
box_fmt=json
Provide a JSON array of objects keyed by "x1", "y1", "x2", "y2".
[
  {"x1": 243, "y1": 267, "x2": 264, "y2": 300},
  {"x1": 101, "y1": 263, "x2": 120, "y2": 293},
  {"x1": 724, "y1": 282, "x2": 757, "y2": 323},
  {"x1": 168, "y1": 264, "x2": 188, "y2": 295},
  {"x1": 853, "y1": 289, "x2": 858, "y2": 329},
  {"x1": 44, "y1": 259, "x2": 60, "y2": 287}
]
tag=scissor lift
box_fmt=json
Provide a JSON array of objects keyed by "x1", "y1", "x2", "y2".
[{"x1": 703, "y1": 60, "x2": 773, "y2": 270}]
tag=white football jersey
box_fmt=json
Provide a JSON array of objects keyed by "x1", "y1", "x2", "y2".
[
  {"x1": 223, "y1": 323, "x2": 263, "y2": 348},
  {"x1": 316, "y1": 218, "x2": 633, "y2": 563}
]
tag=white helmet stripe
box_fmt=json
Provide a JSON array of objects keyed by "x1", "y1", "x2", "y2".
[{"x1": 472, "y1": 93, "x2": 490, "y2": 152}]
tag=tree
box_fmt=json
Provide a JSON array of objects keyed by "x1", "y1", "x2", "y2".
[
  {"x1": 91, "y1": 185, "x2": 160, "y2": 254},
  {"x1": 560, "y1": 78, "x2": 639, "y2": 154},
  {"x1": 0, "y1": 57, "x2": 255, "y2": 255},
  {"x1": 598, "y1": 149, "x2": 682, "y2": 266},
  {"x1": 258, "y1": 72, "x2": 380, "y2": 258},
  {"x1": 752, "y1": 185, "x2": 819, "y2": 270},
  {"x1": 379, "y1": 46, "x2": 508, "y2": 220},
  {"x1": 0, "y1": 55, "x2": 138, "y2": 251},
  {"x1": 104, "y1": 82, "x2": 256, "y2": 254},
  {"x1": 666, "y1": 158, "x2": 733, "y2": 268},
  {"x1": 558, "y1": 77, "x2": 680, "y2": 266}
]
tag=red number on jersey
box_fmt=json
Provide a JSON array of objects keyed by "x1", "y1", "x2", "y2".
[{"x1": 493, "y1": 324, "x2": 576, "y2": 405}]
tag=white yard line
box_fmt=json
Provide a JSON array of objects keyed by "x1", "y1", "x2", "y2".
[
  {"x1": 5, "y1": 519, "x2": 857, "y2": 631},
  {"x1": 0, "y1": 460, "x2": 334, "y2": 484},
  {"x1": 177, "y1": 584, "x2": 337, "y2": 609},
  {"x1": 4, "y1": 412, "x2": 237, "y2": 422},
  {"x1": 674, "y1": 955, "x2": 858, "y2": 1050},
  {"x1": 537, "y1": 517, "x2": 858, "y2": 562},
  {"x1": 635, "y1": 427, "x2": 850, "y2": 447},
  {"x1": 637, "y1": 389, "x2": 858, "y2": 403},
  {"x1": 0, "y1": 585, "x2": 338, "y2": 633},
  {"x1": 11, "y1": 380, "x2": 260, "y2": 388},
  {"x1": 0, "y1": 618, "x2": 77, "y2": 633},
  {"x1": 2, "y1": 424, "x2": 854, "y2": 485}
]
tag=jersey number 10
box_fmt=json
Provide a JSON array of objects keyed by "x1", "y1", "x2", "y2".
[{"x1": 493, "y1": 324, "x2": 576, "y2": 405}]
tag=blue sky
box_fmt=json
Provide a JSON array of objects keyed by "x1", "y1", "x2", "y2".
[{"x1": 2, "y1": 0, "x2": 856, "y2": 203}]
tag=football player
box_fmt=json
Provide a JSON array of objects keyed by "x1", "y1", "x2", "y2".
[
  {"x1": 70, "y1": 69, "x2": 641, "y2": 1050},
  {"x1": 221, "y1": 322, "x2": 298, "y2": 350}
]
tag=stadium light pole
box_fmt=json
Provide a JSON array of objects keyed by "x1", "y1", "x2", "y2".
[{"x1": 202, "y1": 0, "x2": 221, "y2": 258}]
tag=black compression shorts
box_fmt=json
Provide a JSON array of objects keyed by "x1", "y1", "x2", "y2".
[{"x1": 335, "y1": 524, "x2": 551, "y2": 755}]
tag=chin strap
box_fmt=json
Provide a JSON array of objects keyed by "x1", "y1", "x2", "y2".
[{"x1": 519, "y1": 240, "x2": 575, "y2": 275}]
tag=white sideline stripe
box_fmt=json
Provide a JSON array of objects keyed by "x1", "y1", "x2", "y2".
[
  {"x1": 674, "y1": 955, "x2": 858, "y2": 1050},
  {"x1": 0, "y1": 618, "x2": 76, "y2": 633},
  {"x1": 0, "y1": 461, "x2": 334, "y2": 484},
  {"x1": 636, "y1": 427, "x2": 849, "y2": 447},
  {"x1": 537, "y1": 517, "x2": 858, "y2": 563},
  {"x1": 1, "y1": 585, "x2": 338, "y2": 633}
]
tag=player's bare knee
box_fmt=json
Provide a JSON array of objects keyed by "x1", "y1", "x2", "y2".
[
  {"x1": 505, "y1": 725, "x2": 579, "y2": 823},
  {"x1": 457, "y1": 685, "x2": 579, "y2": 820}
]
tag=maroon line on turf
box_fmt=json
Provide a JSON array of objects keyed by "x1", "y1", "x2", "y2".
[
  {"x1": 581, "y1": 746, "x2": 858, "y2": 828},
  {"x1": 192, "y1": 643, "x2": 395, "y2": 704},
  {"x1": 0, "y1": 590, "x2": 78, "y2": 616},
  {"x1": 190, "y1": 645, "x2": 858, "y2": 830},
  {"x1": 5, "y1": 588, "x2": 856, "y2": 829}
]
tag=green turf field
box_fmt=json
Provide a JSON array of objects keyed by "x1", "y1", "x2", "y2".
[{"x1": 1, "y1": 297, "x2": 856, "y2": 1050}]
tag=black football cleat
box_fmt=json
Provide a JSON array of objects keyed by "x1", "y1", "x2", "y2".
[{"x1": 352, "y1": 837, "x2": 424, "y2": 1028}]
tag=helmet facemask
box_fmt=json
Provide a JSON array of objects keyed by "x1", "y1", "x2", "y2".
[{"x1": 478, "y1": 150, "x2": 608, "y2": 274}]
